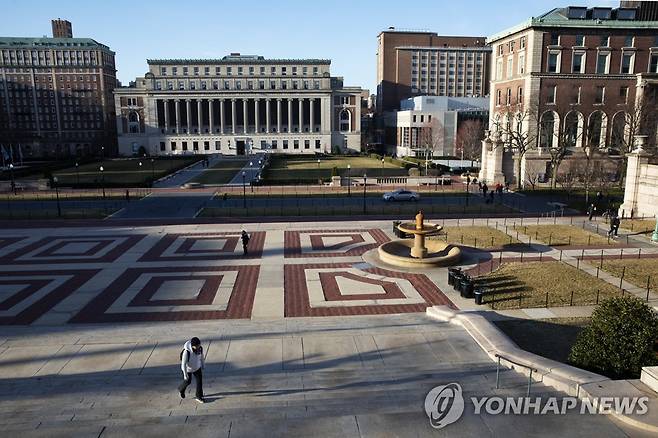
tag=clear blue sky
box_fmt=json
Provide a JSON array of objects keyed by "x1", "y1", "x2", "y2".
[{"x1": 2, "y1": 0, "x2": 617, "y2": 93}]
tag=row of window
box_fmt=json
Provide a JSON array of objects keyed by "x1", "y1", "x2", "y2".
[
  {"x1": 496, "y1": 84, "x2": 627, "y2": 106},
  {"x1": 547, "y1": 50, "x2": 658, "y2": 74},
  {"x1": 411, "y1": 52, "x2": 485, "y2": 61},
  {"x1": 0, "y1": 49, "x2": 110, "y2": 68},
  {"x1": 159, "y1": 65, "x2": 321, "y2": 77},
  {"x1": 159, "y1": 138, "x2": 323, "y2": 152},
  {"x1": 155, "y1": 79, "x2": 322, "y2": 91}
]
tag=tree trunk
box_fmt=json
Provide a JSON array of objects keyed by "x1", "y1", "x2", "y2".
[{"x1": 516, "y1": 153, "x2": 523, "y2": 190}]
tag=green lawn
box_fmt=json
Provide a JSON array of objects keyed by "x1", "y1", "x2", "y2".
[
  {"x1": 189, "y1": 159, "x2": 247, "y2": 185},
  {"x1": 262, "y1": 155, "x2": 408, "y2": 184},
  {"x1": 52, "y1": 157, "x2": 201, "y2": 187}
]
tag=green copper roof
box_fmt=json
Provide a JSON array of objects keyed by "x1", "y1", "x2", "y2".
[
  {"x1": 0, "y1": 37, "x2": 112, "y2": 52},
  {"x1": 489, "y1": 7, "x2": 658, "y2": 42}
]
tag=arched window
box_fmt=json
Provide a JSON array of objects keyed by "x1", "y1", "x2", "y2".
[
  {"x1": 587, "y1": 111, "x2": 608, "y2": 149},
  {"x1": 128, "y1": 111, "x2": 140, "y2": 134},
  {"x1": 339, "y1": 109, "x2": 351, "y2": 132},
  {"x1": 564, "y1": 111, "x2": 584, "y2": 148},
  {"x1": 539, "y1": 111, "x2": 558, "y2": 149},
  {"x1": 610, "y1": 111, "x2": 628, "y2": 152},
  {"x1": 128, "y1": 112, "x2": 139, "y2": 123}
]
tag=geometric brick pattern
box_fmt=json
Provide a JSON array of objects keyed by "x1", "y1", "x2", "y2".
[
  {"x1": 284, "y1": 229, "x2": 390, "y2": 258},
  {"x1": 69, "y1": 265, "x2": 259, "y2": 323},
  {"x1": 284, "y1": 262, "x2": 455, "y2": 317},
  {"x1": 140, "y1": 232, "x2": 266, "y2": 262},
  {"x1": 0, "y1": 235, "x2": 146, "y2": 265},
  {"x1": 0, "y1": 237, "x2": 26, "y2": 252},
  {"x1": 0, "y1": 269, "x2": 99, "y2": 325}
]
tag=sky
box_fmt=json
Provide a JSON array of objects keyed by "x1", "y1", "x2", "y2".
[{"x1": 1, "y1": 0, "x2": 619, "y2": 93}]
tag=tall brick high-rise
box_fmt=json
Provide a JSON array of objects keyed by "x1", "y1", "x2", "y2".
[
  {"x1": 0, "y1": 20, "x2": 117, "y2": 158},
  {"x1": 376, "y1": 29, "x2": 491, "y2": 113}
]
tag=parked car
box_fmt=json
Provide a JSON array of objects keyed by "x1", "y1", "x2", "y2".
[
  {"x1": 180, "y1": 182, "x2": 204, "y2": 189},
  {"x1": 382, "y1": 189, "x2": 420, "y2": 202}
]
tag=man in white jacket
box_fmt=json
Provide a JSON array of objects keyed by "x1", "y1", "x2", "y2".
[{"x1": 178, "y1": 337, "x2": 205, "y2": 403}]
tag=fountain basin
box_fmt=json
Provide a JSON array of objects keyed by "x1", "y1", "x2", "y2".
[{"x1": 378, "y1": 239, "x2": 461, "y2": 268}]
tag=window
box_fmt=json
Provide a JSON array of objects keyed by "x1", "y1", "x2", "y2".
[
  {"x1": 575, "y1": 35, "x2": 585, "y2": 46},
  {"x1": 249, "y1": 66, "x2": 254, "y2": 75},
  {"x1": 548, "y1": 52, "x2": 560, "y2": 73},
  {"x1": 160, "y1": 67, "x2": 167, "y2": 75},
  {"x1": 204, "y1": 67, "x2": 210, "y2": 75},
  {"x1": 237, "y1": 67, "x2": 243, "y2": 75},
  {"x1": 281, "y1": 66, "x2": 287, "y2": 76},
  {"x1": 520, "y1": 36, "x2": 526, "y2": 49},
  {"x1": 292, "y1": 66, "x2": 297, "y2": 75},
  {"x1": 204, "y1": 141, "x2": 209, "y2": 151},
  {"x1": 496, "y1": 89, "x2": 502, "y2": 106},
  {"x1": 159, "y1": 141, "x2": 165, "y2": 151},
  {"x1": 315, "y1": 140, "x2": 321, "y2": 149},
  {"x1": 171, "y1": 141, "x2": 176, "y2": 151},
  {"x1": 621, "y1": 52, "x2": 634, "y2": 74},
  {"x1": 293, "y1": 140, "x2": 299, "y2": 149},
  {"x1": 260, "y1": 140, "x2": 266, "y2": 149},
  {"x1": 304, "y1": 140, "x2": 310, "y2": 149},
  {"x1": 517, "y1": 87, "x2": 523, "y2": 103},
  {"x1": 547, "y1": 85, "x2": 557, "y2": 104},
  {"x1": 193, "y1": 67, "x2": 199, "y2": 75},
  {"x1": 509, "y1": 41, "x2": 515, "y2": 52},
  {"x1": 183, "y1": 67, "x2": 188, "y2": 75},
  {"x1": 227, "y1": 66, "x2": 232, "y2": 75},
  {"x1": 259, "y1": 66, "x2": 265, "y2": 74},
  {"x1": 518, "y1": 53, "x2": 525, "y2": 74},
  {"x1": 172, "y1": 67, "x2": 178, "y2": 76},
  {"x1": 497, "y1": 45, "x2": 503, "y2": 56},
  {"x1": 624, "y1": 36, "x2": 634, "y2": 48},
  {"x1": 496, "y1": 59, "x2": 503, "y2": 80},
  {"x1": 507, "y1": 57, "x2": 513, "y2": 78},
  {"x1": 595, "y1": 86, "x2": 605, "y2": 104},
  {"x1": 600, "y1": 35, "x2": 610, "y2": 47},
  {"x1": 281, "y1": 140, "x2": 287, "y2": 150},
  {"x1": 550, "y1": 33, "x2": 560, "y2": 46},
  {"x1": 506, "y1": 88, "x2": 512, "y2": 105},
  {"x1": 182, "y1": 141, "x2": 188, "y2": 151},
  {"x1": 650, "y1": 54, "x2": 658, "y2": 73},
  {"x1": 620, "y1": 86, "x2": 628, "y2": 103},
  {"x1": 572, "y1": 52, "x2": 585, "y2": 73},
  {"x1": 596, "y1": 53, "x2": 609, "y2": 74},
  {"x1": 215, "y1": 141, "x2": 220, "y2": 150}
]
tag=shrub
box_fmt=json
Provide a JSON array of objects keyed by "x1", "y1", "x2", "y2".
[{"x1": 568, "y1": 296, "x2": 658, "y2": 379}]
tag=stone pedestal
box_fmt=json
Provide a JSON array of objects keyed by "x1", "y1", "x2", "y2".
[
  {"x1": 411, "y1": 234, "x2": 427, "y2": 259},
  {"x1": 619, "y1": 136, "x2": 650, "y2": 218}
]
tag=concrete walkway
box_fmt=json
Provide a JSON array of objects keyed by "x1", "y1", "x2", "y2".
[
  {"x1": 153, "y1": 155, "x2": 222, "y2": 188},
  {"x1": 227, "y1": 153, "x2": 266, "y2": 186}
]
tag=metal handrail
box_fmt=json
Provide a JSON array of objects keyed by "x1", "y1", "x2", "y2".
[{"x1": 495, "y1": 353, "x2": 538, "y2": 396}]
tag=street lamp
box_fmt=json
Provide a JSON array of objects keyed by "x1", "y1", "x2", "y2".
[
  {"x1": 317, "y1": 158, "x2": 321, "y2": 168},
  {"x1": 363, "y1": 173, "x2": 367, "y2": 214},
  {"x1": 242, "y1": 171, "x2": 247, "y2": 209},
  {"x1": 347, "y1": 164, "x2": 351, "y2": 197},
  {"x1": 99, "y1": 165, "x2": 105, "y2": 199},
  {"x1": 381, "y1": 157, "x2": 385, "y2": 178},
  {"x1": 101, "y1": 146, "x2": 105, "y2": 160},
  {"x1": 150, "y1": 158, "x2": 155, "y2": 183},
  {"x1": 53, "y1": 176, "x2": 61, "y2": 217},
  {"x1": 8, "y1": 163, "x2": 15, "y2": 195}
]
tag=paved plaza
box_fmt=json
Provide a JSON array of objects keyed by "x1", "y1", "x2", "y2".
[{"x1": 0, "y1": 217, "x2": 656, "y2": 436}]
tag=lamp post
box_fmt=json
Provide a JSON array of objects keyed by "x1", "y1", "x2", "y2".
[
  {"x1": 317, "y1": 158, "x2": 321, "y2": 169},
  {"x1": 75, "y1": 162, "x2": 80, "y2": 185},
  {"x1": 53, "y1": 176, "x2": 61, "y2": 217},
  {"x1": 242, "y1": 171, "x2": 247, "y2": 209},
  {"x1": 9, "y1": 163, "x2": 16, "y2": 195},
  {"x1": 381, "y1": 157, "x2": 385, "y2": 178},
  {"x1": 363, "y1": 173, "x2": 367, "y2": 214},
  {"x1": 101, "y1": 146, "x2": 105, "y2": 161},
  {"x1": 150, "y1": 158, "x2": 155, "y2": 183},
  {"x1": 99, "y1": 165, "x2": 105, "y2": 199},
  {"x1": 347, "y1": 164, "x2": 351, "y2": 197},
  {"x1": 249, "y1": 161, "x2": 254, "y2": 193}
]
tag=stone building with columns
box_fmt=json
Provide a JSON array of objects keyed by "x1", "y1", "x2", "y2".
[{"x1": 114, "y1": 54, "x2": 362, "y2": 156}]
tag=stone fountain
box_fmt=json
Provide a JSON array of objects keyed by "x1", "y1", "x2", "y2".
[{"x1": 378, "y1": 211, "x2": 461, "y2": 268}]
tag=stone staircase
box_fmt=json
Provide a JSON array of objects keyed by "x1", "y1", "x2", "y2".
[{"x1": 2, "y1": 362, "x2": 565, "y2": 437}]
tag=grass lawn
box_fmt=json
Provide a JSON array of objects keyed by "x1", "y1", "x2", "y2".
[
  {"x1": 494, "y1": 317, "x2": 590, "y2": 364},
  {"x1": 430, "y1": 226, "x2": 526, "y2": 249},
  {"x1": 475, "y1": 261, "x2": 621, "y2": 309},
  {"x1": 513, "y1": 224, "x2": 619, "y2": 246},
  {"x1": 52, "y1": 157, "x2": 200, "y2": 187},
  {"x1": 189, "y1": 159, "x2": 247, "y2": 185},
  {"x1": 262, "y1": 155, "x2": 408, "y2": 184},
  {"x1": 620, "y1": 219, "x2": 656, "y2": 234},
  {"x1": 199, "y1": 202, "x2": 514, "y2": 218},
  {"x1": 600, "y1": 259, "x2": 658, "y2": 293}
]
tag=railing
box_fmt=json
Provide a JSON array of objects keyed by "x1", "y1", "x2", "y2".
[{"x1": 495, "y1": 353, "x2": 538, "y2": 396}]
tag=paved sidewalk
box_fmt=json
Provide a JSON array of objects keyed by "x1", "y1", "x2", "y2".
[{"x1": 153, "y1": 155, "x2": 222, "y2": 188}]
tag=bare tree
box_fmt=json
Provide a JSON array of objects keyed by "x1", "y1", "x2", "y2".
[
  {"x1": 455, "y1": 119, "x2": 484, "y2": 161},
  {"x1": 418, "y1": 118, "x2": 445, "y2": 175},
  {"x1": 492, "y1": 102, "x2": 540, "y2": 189},
  {"x1": 525, "y1": 170, "x2": 540, "y2": 191}
]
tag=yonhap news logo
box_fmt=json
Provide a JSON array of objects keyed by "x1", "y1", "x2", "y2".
[
  {"x1": 424, "y1": 383, "x2": 649, "y2": 430},
  {"x1": 424, "y1": 383, "x2": 465, "y2": 429}
]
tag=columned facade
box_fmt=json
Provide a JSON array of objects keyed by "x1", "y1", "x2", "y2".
[{"x1": 115, "y1": 54, "x2": 362, "y2": 156}]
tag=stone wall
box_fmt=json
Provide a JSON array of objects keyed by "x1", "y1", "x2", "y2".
[{"x1": 619, "y1": 143, "x2": 658, "y2": 218}]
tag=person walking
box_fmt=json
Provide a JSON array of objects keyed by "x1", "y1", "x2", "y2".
[
  {"x1": 612, "y1": 215, "x2": 621, "y2": 237},
  {"x1": 178, "y1": 337, "x2": 205, "y2": 403},
  {"x1": 241, "y1": 230, "x2": 250, "y2": 255},
  {"x1": 587, "y1": 204, "x2": 596, "y2": 221}
]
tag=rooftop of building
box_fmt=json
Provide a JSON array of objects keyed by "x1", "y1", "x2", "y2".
[
  {"x1": 395, "y1": 45, "x2": 491, "y2": 52},
  {"x1": 489, "y1": 5, "x2": 658, "y2": 42},
  {"x1": 399, "y1": 95, "x2": 489, "y2": 112},
  {"x1": 0, "y1": 36, "x2": 112, "y2": 51},
  {"x1": 147, "y1": 54, "x2": 331, "y2": 65}
]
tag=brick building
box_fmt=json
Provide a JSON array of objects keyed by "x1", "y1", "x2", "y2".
[
  {"x1": 114, "y1": 54, "x2": 362, "y2": 156},
  {"x1": 480, "y1": 5, "x2": 658, "y2": 186},
  {"x1": 376, "y1": 29, "x2": 491, "y2": 113},
  {"x1": 0, "y1": 20, "x2": 117, "y2": 159}
]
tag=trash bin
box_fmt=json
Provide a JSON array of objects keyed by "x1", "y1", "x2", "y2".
[
  {"x1": 448, "y1": 268, "x2": 461, "y2": 286},
  {"x1": 460, "y1": 277, "x2": 474, "y2": 298},
  {"x1": 452, "y1": 271, "x2": 464, "y2": 291},
  {"x1": 474, "y1": 288, "x2": 485, "y2": 305},
  {"x1": 392, "y1": 221, "x2": 402, "y2": 237}
]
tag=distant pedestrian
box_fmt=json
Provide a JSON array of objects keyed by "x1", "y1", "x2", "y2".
[
  {"x1": 241, "y1": 230, "x2": 250, "y2": 255},
  {"x1": 478, "y1": 181, "x2": 482, "y2": 193},
  {"x1": 612, "y1": 216, "x2": 620, "y2": 237},
  {"x1": 587, "y1": 204, "x2": 596, "y2": 221},
  {"x1": 178, "y1": 337, "x2": 205, "y2": 404},
  {"x1": 482, "y1": 183, "x2": 488, "y2": 197}
]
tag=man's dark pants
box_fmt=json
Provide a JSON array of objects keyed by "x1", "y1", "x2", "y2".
[{"x1": 178, "y1": 369, "x2": 203, "y2": 398}]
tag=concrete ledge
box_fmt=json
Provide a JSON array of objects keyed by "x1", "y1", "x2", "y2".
[
  {"x1": 641, "y1": 366, "x2": 658, "y2": 393},
  {"x1": 427, "y1": 305, "x2": 658, "y2": 432}
]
